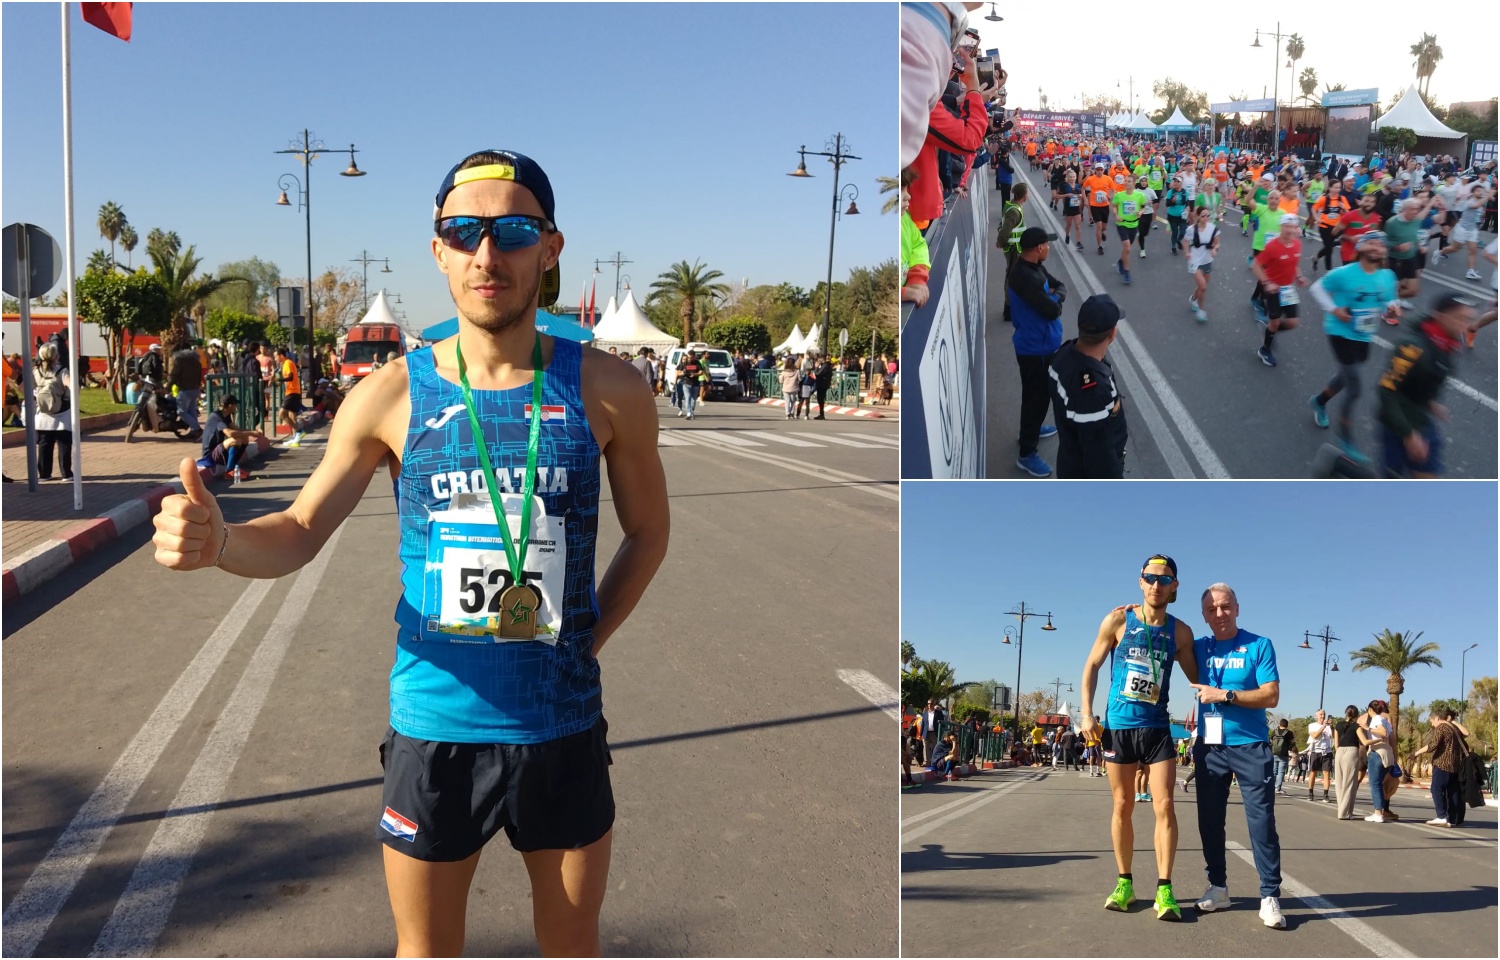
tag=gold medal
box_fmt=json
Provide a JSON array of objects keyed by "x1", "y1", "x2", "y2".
[{"x1": 495, "y1": 583, "x2": 540, "y2": 640}]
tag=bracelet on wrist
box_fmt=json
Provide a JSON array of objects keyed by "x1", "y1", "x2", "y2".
[{"x1": 214, "y1": 524, "x2": 230, "y2": 567}]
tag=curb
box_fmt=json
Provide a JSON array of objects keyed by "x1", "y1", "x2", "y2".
[
  {"x1": 903, "y1": 762, "x2": 979, "y2": 785},
  {"x1": 1, "y1": 436, "x2": 272, "y2": 603},
  {"x1": 2, "y1": 411, "x2": 135, "y2": 448},
  {"x1": 754, "y1": 397, "x2": 886, "y2": 418}
]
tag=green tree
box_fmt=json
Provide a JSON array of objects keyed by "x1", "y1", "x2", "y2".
[
  {"x1": 87, "y1": 249, "x2": 115, "y2": 275},
  {"x1": 74, "y1": 268, "x2": 170, "y2": 399},
  {"x1": 1285, "y1": 34, "x2": 1306, "y2": 92},
  {"x1": 1466, "y1": 676, "x2": 1497, "y2": 759},
  {"x1": 146, "y1": 228, "x2": 181, "y2": 267},
  {"x1": 97, "y1": 201, "x2": 126, "y2": 269},
  {"x1": 1349, "y1": 629, "x2": 1442, "y2": 766},
  {"x1": 772, "y1": 283, "x2": 810, "y2": 308},
  {"x1": 204, "y1": 257, "x2": 282, "y2": 319},
  {"x1": 1444, "y1": 99, "x2": 1499, "y2": 143},
  {"x1": 701, "y1": 317, "x2": 771, "y2": 355},
  {"x1": 1298, "y1": 68, "x2": 1319, "y2": 106},
  {"x1": 647, "y1": 260, "x2": 729, "y2": 345},
  {"x1": 1324, "y1": 82, "x2": 1347, "y2": 96},
  {"x1": 1015, "y1": 689, "x2": 1060, "y2": 724},
  {"x1": 119, "y1": 223, "x2": 138, "y2": 269},
  {"x1": 900, "y1": 640, "x2": 916, "y2": 668},
  {"x1": 877, "y1": 175, "x2": 900, "y2": 215},
  {"x1": 1149, "y1": 78, "x2": 1209, "y2": 124},
  {"x1": 203, "y1": 307, "x2": 269, "y2": 345},
  {"x1": 1381, "y1": 127, "x2": 1419, "y2": 154},
  {"x1": 1410, "y1": 33, "x2": 1442, "y2": 99},
  {"x1": 150, "y1": 243, "x2": 247, "y2": 359}
]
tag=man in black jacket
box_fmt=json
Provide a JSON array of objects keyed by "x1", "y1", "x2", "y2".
[
  {"x1": 813, "y1": 357, "x2": 835, "y2": 419},
  {"x1": 1048, "y1": 294, "x2": 1127, "y2": 478},
  {"x1": 1007, "y1": 227, "x2": 1065, "y2": 477}
]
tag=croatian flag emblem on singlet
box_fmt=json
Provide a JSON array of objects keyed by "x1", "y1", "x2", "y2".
[
  {"x1": 381, "y1": 806, "x2": 418, "y2": 841},
  {"x1": 524, "y1": 404, "x2": 567, "y2": 423}
]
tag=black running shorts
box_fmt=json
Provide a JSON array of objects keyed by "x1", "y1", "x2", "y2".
[
  {"x1": 281, "y1": 392, "x2": 303, "y2": 414},
  {"x1": 1389, "y1": 256, "x2": 1420, "y2": 281},
  {"x1": 1309, "y1": 752, "x2": 1334, "y2": 773},
  {"x1": 1101, "y1": 726, "x2": 1176, "y2": 765},
  {"x1": 1115, "y1": 224, "x2": 1138, "y2": 241},
  {"x1": 1090, "y1": 205, "x2": 1110, "y2": 224},
  {"x1": 1259, "y1": 288, "x2": 1300, "y2": 321},
  {"x1": 378, "y1": 717, "x2": 615, "y2": 861},
  {"x1": 1328, "y1": 335, "x2": 1371, "y2": 366}
]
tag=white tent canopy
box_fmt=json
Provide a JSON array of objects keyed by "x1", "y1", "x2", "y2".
[
  {"x1": 597, "y1": 294, "x2": 618, "y2": 330},
  {"x1": 355, "y1": 289, "x2": 400, "y2": 326},
  {"x1": 1375, "y1": 84, "x2": 1464, "y2": 138},
  {"x1": 772, "y1": 323, "x2": 806, "y2": 354},
  {"x1": 1125, "y1": 112, "x2": 1158, "y2": 131},
  {"x1": 1160, "y1": 106, "x2": 1196, "y2": 130},
  {"x1": 802, "y1": 322, "x2": 823, "y2": 354},
  {"x1": 589, "y1": 288, "x2": 678, "y2": 354}
]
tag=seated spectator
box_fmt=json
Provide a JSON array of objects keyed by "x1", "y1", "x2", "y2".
[
  {"x1": 931, "y1": 733, "x2": 962, "y2": 781},
  {"x1": 196, "y1": 394, "x2": 265, "y2": 481}
]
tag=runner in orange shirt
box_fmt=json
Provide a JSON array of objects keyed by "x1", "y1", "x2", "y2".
[{"x1": 1082, "y1": 163, "x2": 1116, "y2": 256}]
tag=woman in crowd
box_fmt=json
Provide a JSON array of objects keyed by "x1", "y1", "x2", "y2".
[
  {"x1": 1357, "y1": 700, "x2": 1400, "y2": 822},
  {"x1": 1411, "y1": 707, "x2": 1466, "y2": 827},
  {"x1": 1334, "y1": 704, "x2": 1364, "y2": 820},
  {"x1": 778, "y1": 356, "x2": 800, "y2": 420},
  {"x1": 32, "y1": 343, "x2": 73, "y2": 481}
]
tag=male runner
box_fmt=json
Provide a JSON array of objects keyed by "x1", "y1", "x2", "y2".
[
  {"x1": 1385, "y1": 195, "x2": 1436, "y2": 309},
  {"x1": 1083, "y1": 162, "x2": 1115, "y2": 255},
  {"x1": 1309, "y1": 231, "x2": 1401, "y2": 462},
  {"x1": 1079, "y1": 555, "x2": 1199, "y2": 920},
  {"x1": 1305, "y1": 709, "x2": 1335, "y2": 802},
  {"x1": 1249, "y1": 215, "x2": 1307, "y2": 368},
  {"x1": 152, "y1": 149, "x2": 670, "y2": 957},
  {"x1": 1376, "y1": 292, "x2": 1475, "y2": 478},
  {"x1": 1334, "y1": 191, "x2": 1383, "y2": 269},
  {"x1": 1112, "y1": 179, "x2": 1148, "y2": 285},
  {"x1": 275, "y1": 345, "x2": 306, "y2": 447}
]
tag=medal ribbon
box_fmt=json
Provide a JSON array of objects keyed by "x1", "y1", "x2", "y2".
[{"x1": 456, "y1": 332, "x2": 544, "y2": 589}]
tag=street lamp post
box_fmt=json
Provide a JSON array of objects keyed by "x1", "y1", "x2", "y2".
[
  {"x1": 594, "y1": 252, "x2": 633, "y2": 306},
  {"x1": 349, "y1": 250, "x2": 391, "y2": 312},
  {"x1": 1299, "y1": 625, "x2": 1344, "y2": 712},
  {"x1": 1251, "y1": 24, "x2": 1296, "y2": 156},
  {"x1": 275, "y1": 129, "x2": 366, "y2": 381},
  {"x1": 1460, "y1": 643, "x2": 1479, "y2": 702},
  {"x1": 1001, "y1": 602, "x2": 1057, "y2": 733},
  {"x1": 1047, "y1": 677, "x2": 1074, "y2": 704},
  {"x1": 788, "y1": 133, "x2": 861, "y2": 358}
]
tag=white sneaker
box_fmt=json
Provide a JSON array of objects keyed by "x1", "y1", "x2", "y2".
[
  {"x1": 1466, "y1": 269, "x2": 1482, "y2": 280},
  {"x1": 1195, "y1": 884, "x2": 1230, "y2": 912},
  {"x1": 1425, "y1": 818, "x2": 1449, "y2": 825},
  {"x1": 1259, "y1": 896, "x2": 1286, "y2": 929},
  {"x1": 676, "y1": 410, "x2": 685, "y2": 418},
  {"x1": 1364, "y1": 812, "x2": 1387, "y2": 822}
]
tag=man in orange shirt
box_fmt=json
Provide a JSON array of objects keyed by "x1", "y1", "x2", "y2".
[
  {"x1": 275, "y1": 345, "x2": 306, "y2": 446},
  {"x1": 1082, "y1": 163, "x2": 1116, "y2": 255},
  {"x1": 1109, "y1": 158, "x2": 1132, "y2": 193}
]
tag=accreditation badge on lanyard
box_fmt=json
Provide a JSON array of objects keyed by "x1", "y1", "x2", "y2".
[
  {"x1": 1202, "y1": 637, "x2": 1225, "y2": 744},
  {"x1": 421, "y1": 492, "x2": 567, "y2": 644}
]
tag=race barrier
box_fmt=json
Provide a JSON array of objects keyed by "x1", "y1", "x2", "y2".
[
  {"x1": 205, "y1": 373, "x2": 285, "y2": 434},
  {"x1": 751, "y1": 369, "x2": 862, "y2": 405},
  {"x1": 900, "y1": 185, "x2": 989, "y2": 478}
]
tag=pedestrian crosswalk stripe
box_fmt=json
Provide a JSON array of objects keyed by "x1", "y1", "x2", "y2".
[
  {"x1": 840, "y1": 433, "x2": 899, "y2": 447},
  {"x1": 656, "y1": 433, "x2": 697, "y2": 446},
  {"x1": 789, "y1": 433, "x2": 884, "y2": 448},
  {"x1": 738, "y1": 430, "x2": 822, "y2": 447},
  {"x1": 695, "y1": 431, "x2": 764, "y2": 447}
]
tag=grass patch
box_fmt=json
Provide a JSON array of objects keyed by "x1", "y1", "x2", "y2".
[{"x1": 4, "y1": 387, "x2": 134, "y2": 431}]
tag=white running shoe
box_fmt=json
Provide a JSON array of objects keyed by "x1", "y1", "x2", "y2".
[
  {"x1": 1195, "y1": 885, "x2": 1230, "y2": 912},
  {"x1": 1466, "y1": 269, "x2": 1482, "y2": 280},
  {"x1": 1425, "y1": 818, "x2": 1449, "y2": 825},
  {"x1": 1364, "y1": 812, "x2": 1387, "y2": 822},
  {"x1": 1259, "y1": 896, "x2": 1286, "y2": 929}
]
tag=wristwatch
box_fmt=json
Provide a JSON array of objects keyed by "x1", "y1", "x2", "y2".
[{"x1": 1224, "y1": 689, "x2": 1237, "y2": 704}]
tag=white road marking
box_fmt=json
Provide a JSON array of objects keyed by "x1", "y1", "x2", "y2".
[
  {"x1": 692, "y1": 431, "x2": 764, "y2": 447},
  {"x1": 1, "y1": 578, "x2": 277, "y2": 959},
  {"x1": 901, "y1": 773, "x2": 1046, "y2": 844},
  {"x1": 788, "y1": 432, "x2": 884, "y2": 448},
  {"x1": 683, "y1": 432, "x2": 899, "y2": 501},
  {"x1": 1369, "y1": 335, "x2": 1498, "y2": 412},
  {"x1": 737, "y1": 430, "x2": 823, "y2": 447},
  {"x1": 1225, "y1": 840, "x2": 1415, "y2": 958},
  {"x1": 839, "y1": 433, "x2": 900, "y2": 447},
  {"x1": 656, "y1": 432, "x2": 698, "y2": 446},
  {"x1": 89, "y1": 526, "x2": 346, "y2": 958},
  {"x1": 836, "y1": 669, "x2": 900, "y2": 721},
  {"x1": 1422, "y1": 268, "x2": 1493, "y2": 299}
]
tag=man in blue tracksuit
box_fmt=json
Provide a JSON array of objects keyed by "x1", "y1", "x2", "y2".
[
  {"x1": 1189, "y1": 583, "x2": 1287, "y2": 930},
  {"x1": 1007, "y1": 227, "x2": 1064, "y2": 477}
]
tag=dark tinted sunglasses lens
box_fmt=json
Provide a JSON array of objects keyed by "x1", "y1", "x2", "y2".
[
  {"x1": 438, "y1": 218, "x2": 486, "y2": 252},
  {"x1": 490, "y1": 218, "x2": 543, "y2": 250}
]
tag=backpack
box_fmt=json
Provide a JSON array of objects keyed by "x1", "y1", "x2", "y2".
[
  {"x1": 1190, "y1": 223, "x2": 1215, "y2": 249},
  {"x1": 34, "y1": 367, "x2": 66, "y2": 415}
]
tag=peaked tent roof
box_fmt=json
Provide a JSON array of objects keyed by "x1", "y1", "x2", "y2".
[
  {"x1": 590, "y1": 288, "x2": 678, "y2": 350},
  {"x1": 1160, "y1": 106, "x2": 1197, "y2": 131},
  {"x1": 1374, "y1": 84, "x2": 1464, "y2": 138},
  {"x1": 356, "y1": 289, "x2": 400, "y2": 326},
  {"x1": 772, "y1": 324, "x2": 805, "y2": 354},
  {"x1": 1125, "y1": 112, "x2": 1158, "y2": 131},
  {"x1": 597, "y1": 294, "x2": 618, "y2": 329}
]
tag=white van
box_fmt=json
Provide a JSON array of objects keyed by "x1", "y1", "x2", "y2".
[{"x1": 664, "y1": 342, "x2": 740, "y2": 401}]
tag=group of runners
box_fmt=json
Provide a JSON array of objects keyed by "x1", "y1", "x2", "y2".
[{"x1": 1015, "y1": 132, "x2": 1498, "y2": 472}]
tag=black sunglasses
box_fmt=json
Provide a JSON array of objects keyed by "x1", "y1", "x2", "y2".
[
  {"x1": 435, "y1": 214, "x2": 553, "y2": 254},
  {"x1": 1141, "y1": 573, "x2": 1177, "y2": 586}
]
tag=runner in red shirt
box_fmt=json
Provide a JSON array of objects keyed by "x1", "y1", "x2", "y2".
[
  {"x1": 1335, "y1": 193, "x2": 1383, "y2": 265},
  {"x1": 1250, "y1": 214, "x2": 1309, "y2": 367}
]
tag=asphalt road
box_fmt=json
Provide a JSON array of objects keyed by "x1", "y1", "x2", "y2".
[
  {"x1": 2, "y1": 395, "x2": 899, "y2": 958},
  {"x1": 982, "y1": 166, "x2": 1498, "y2": 478},
  {"x1": 901, "y1": 765, "x2": 1497, "y2": 958}
]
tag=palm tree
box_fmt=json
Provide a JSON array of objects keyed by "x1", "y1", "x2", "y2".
[
  {"x1": 1349, "y1": 629, "x2": 1442, "y2": 771},
  {"x1": 97, "y1": 201, "x2": 125, "y2": 268},
  {"x1": 1298, "y1": 68, "x2": 1319, "y2": 106},
  {"x1": 1410, "y1": 34, "x2": 1442, "y2": 99},
  {"x1": 119, "y1": 223, "x2": 138, "y2": 269},
  {"x1": 877, "y1": 175, "x2": 900, "y2": 215},
  {"x1": 900, "y1": 640, "x2": 916, "y2": 667},
  {"x1": 150, "y1": 243, "x2": 247, "y2": 356},
  {"x1": 1285, "y1": 34, "x2": 1305, "y2": 100},
  {"x1": 1324, "y1": 82, "x2": 1347, "y2": 95},
  {"x1": 146, "y1": 228, "x2": 180, "y2": 267},
  {"x1": 86, "y1": 249, "x2": 114, "y2": 275},
  {"x1": 647, "y1": 260, "x2": 729, "y2": 345}
]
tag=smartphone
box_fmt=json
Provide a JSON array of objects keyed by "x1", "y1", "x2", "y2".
[{"x1": 976, "y1": 58, "x2": 995, "y2": 87}]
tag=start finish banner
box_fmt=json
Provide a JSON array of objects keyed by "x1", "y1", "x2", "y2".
[
  {"x1": 900, "y1": 186, "x2": 988, "y2": 479},
  {"x1": 1321, "y1": 87, "x2": 1380, "y2": 107}
]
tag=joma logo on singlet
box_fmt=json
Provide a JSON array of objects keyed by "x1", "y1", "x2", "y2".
[
  {"x1": 430, "y1": 467, "x2": 570, "y2": 500},
  {"x1": 1209, "y1": 656, "x2": 1246, "y2": 670}
]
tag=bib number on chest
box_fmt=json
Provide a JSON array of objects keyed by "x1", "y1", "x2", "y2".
[
  {"x1": 1351, "y1": 308, "x2": 1379, "y2": 334},
  {"x1": 1121, "y1": 201, "x2": 1138, "y2": 217},
  {"x1": 421, "y1": 492, "x2": 567, "y2": 644},
  {"x1": 1121, "y1": 660, "x2": 1161, "y2": 705},
  {"x1": 1094, "y1": 190, "x2": 1108, "y2": 204},
  {"x1": 1278, "y1": 285, "x2": 1300, "y2": 306}
]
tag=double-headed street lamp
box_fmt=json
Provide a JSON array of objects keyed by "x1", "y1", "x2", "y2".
[
  {"x1": 1001, "y1": 602, "x2": 1056, "y2": 732},
  {"x1": 1047, "y1": 677, "x2": 1075, "y2": 704},
  {"x1": 788, "y1": 134, "x2": 861, "y2": 358},
  {"x1": 594, "y1": 253, "x2": 633, "y2": 306},
  {"x1": 275, "y1": 129, "x2": 367, "y2": 380},
  {"x1": 350, "y1": 250, "x2": 391, "y2": 312},
  {"x1": 1299, "y1": 625, "x2": 1344, "y2": 712},
  {"x1": 1250, "y1": 24, "x2": 1299, "y2": 154}
]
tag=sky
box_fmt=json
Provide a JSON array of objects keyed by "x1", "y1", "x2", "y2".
[
  {"x1": 1, "y1": 2, "x2": 895, "y2": 334},
  {"x1": 969, "y1": 6, "x2": 1498, "y2": 114},
  {"x1": 902, "y1": 483, "x2": 1499, "y2": 723}
]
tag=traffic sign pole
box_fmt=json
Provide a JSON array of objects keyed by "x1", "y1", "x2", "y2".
[{"x1": 16, "y1": 229, "x2": 39, "y2": 490}]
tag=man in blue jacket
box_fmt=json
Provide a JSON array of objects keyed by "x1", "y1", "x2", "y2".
[{"x1": 1007, "y1": 226, "x2": 1065, "y2": 476}]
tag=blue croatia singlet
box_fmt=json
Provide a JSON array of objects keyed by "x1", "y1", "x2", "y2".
[
  {"x1": 391, "y1": 337, "x2": 601, "y2": 744},
  {"x1": 1105, "y1": 608, "x2": 1176, "y2": 729}
]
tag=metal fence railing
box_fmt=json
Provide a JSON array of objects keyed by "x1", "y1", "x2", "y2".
[
  {"x1": 751, "y1": 369, "x2": 863, "y2": 406},
  {"x1": 205, "y1": 374, "x2": 284, "y2": 433}
]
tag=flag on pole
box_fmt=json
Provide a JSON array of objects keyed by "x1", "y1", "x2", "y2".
[
  {"x1": 578, "y1": 284, "x2": 587, "y2": 326},
  {"x1": 587, "y1": 280, "x2": 596, "y2": 328},
  {"x1": 80, "y1": 3, "x2": 132, "y2": 42}
]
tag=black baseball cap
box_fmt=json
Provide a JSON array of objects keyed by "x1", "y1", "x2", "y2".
[
  {"x1": 433, "y1": 150, "x2": 560, "y2": 307},
  {"x1": 1019, "y1": 226, "x2": 1050, "y2": 250},
  {"x1": 1142, "y1": 554, "x2": 1177, "y2": 576},
  {"x1": 1077, "y1": 294, "x2": 1122, "y2": 335}
]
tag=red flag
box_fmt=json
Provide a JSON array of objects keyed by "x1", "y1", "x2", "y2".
[
  {"x1": 587, "y1": 281, "x2": 596, "y2": 328},
  {"x1": 81, "y1": 3, "x2": 133, "y2": 42}
]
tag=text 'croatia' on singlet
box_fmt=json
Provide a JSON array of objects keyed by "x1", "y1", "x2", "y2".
[{"x1": 392, "y1": 337, "x2": 602, "y2": 745}]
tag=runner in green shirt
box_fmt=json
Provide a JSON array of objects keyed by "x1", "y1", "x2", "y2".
[
  {"x1": 1194, "y1": 184, "x2": 1222, "y2": 222},
  {"x1": 1113, "y1": 183, "x2": 1148, "y2": 285}
]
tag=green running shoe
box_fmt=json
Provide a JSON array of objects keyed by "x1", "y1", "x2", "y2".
[
  {"x1": 1154, "y1": 884, "x2": 1182, "y2": 921},
  {"x1": 1104, "y1": 877, "x2": 1135, "y2": 912}
]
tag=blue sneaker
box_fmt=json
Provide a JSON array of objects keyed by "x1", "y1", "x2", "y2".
[
  {"x1": 1038, "y1": 424, "x2": 1058, "y2": 439},
  {"x1": 1117, "y1": 259, "x2": 1126, "y2": 277},
  {"x1": 1257, "y1": 346, "x2": 1276, "y2": 367},
  {"x1": 1123, "y1": 270, "x2": 1132, "y2": 285},
  {"x1": 1309, "y1": 395, "x2": 1329, "y2": 428},
  {"x1": 1016, "y1": 452, "x2": 1052, "y2": 477},
  {"x1": 1335, "y1": 435, "x2": 1370, "y2": 464}
]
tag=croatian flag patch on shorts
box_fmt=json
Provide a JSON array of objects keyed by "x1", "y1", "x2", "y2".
[
  {"x1": 524, "y1": 403, "x2": 567, "y2": 423},
  {"x1": 381, "y1": 806, "x2": 418, "y2": 841}
]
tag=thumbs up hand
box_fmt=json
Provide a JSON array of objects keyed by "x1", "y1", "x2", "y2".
[{"x1": 153, "y1": 458, "x2": 226, "y2": 570}]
